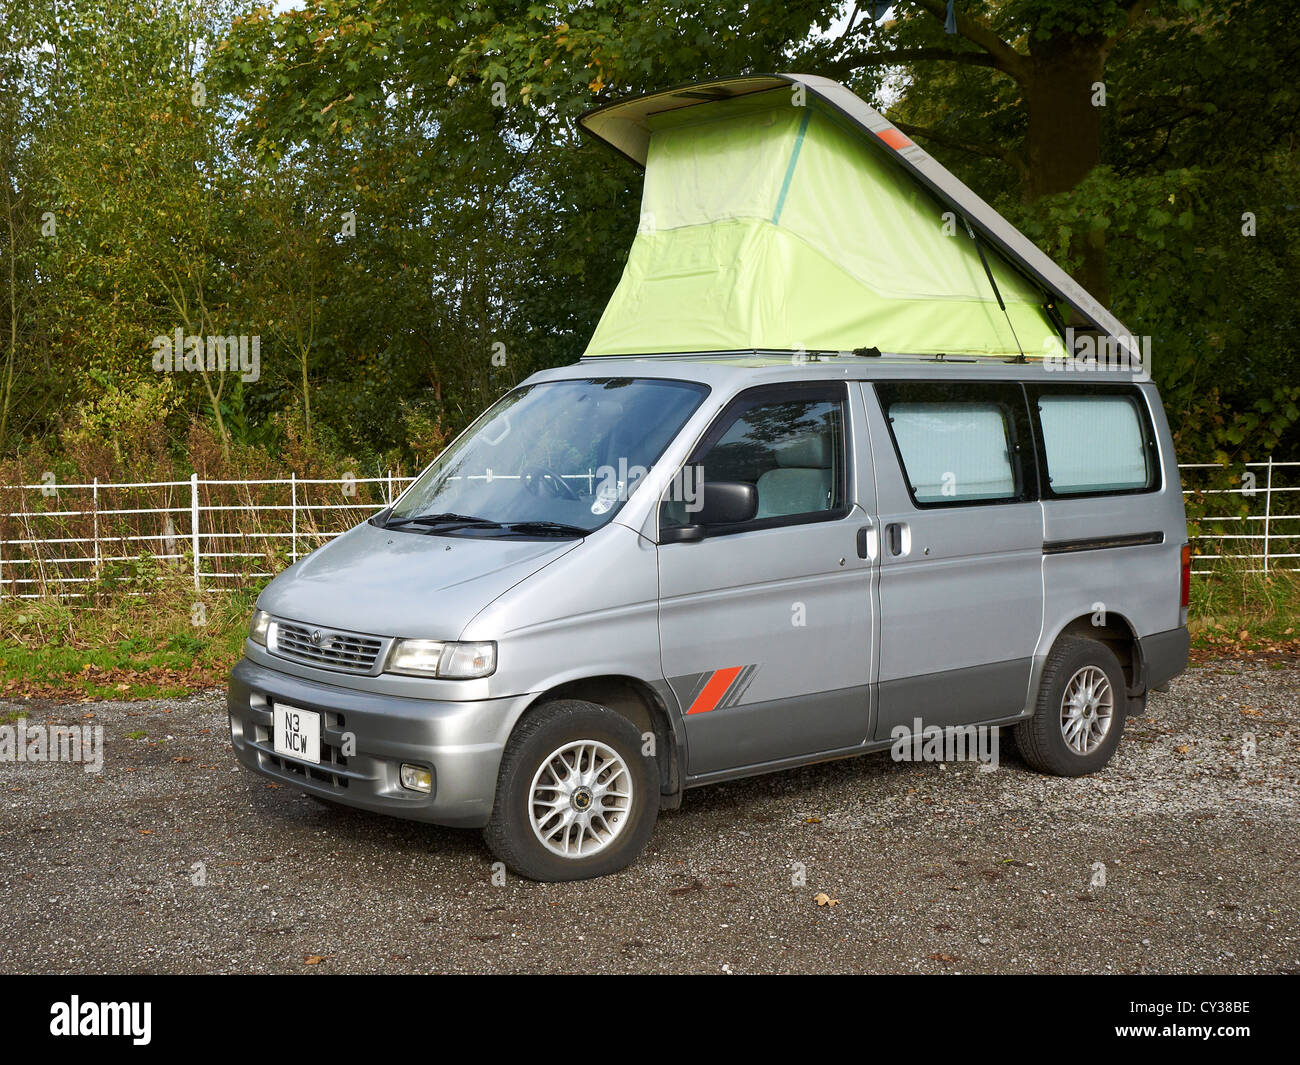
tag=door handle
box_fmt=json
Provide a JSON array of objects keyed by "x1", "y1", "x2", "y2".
[
  {"x1": 856, "y1": 521, "x2": 876, "y2": 559},
  {"x1": 886, "y1": 522, "x2": 909, "y2": 556}
]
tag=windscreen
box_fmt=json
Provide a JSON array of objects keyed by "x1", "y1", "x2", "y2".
[{"x1": 386, "y1": 377, "x2": 709, "y2": 536}]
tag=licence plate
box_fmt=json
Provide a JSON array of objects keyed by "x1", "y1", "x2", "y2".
[{"x1": 273, "y1": 703, "x2": 321, "y2": 765}]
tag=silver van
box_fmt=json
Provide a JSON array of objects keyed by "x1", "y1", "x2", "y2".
[
  {"x1": 228, "y1": 354, "x2": 1190, "y2": 880},
  {"x1": 227, "y1": 76, "x2": 1190, "y2": 881}
]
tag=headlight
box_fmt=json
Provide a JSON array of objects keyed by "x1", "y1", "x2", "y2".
[
  {"x1": 248, "y1": 609, "x2": 271, "y2": 646},
  {"x1": 387, "y1": 639, "x2": 496, "y2": 679}
]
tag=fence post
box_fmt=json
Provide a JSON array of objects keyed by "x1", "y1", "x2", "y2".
[
  {"x1": 190, "y1": 473, "x2": 200, "y2": 591},
  {"x1": 291, "y1": 472, "x2": 298, "y2": 563},
  {"x1": 92, "y1": 476, "x2": 101, "y2": 582},
  {"x1": 387, "y1": 469, "x2": 393, "y2": 506},
  {"x1": 1262, "y1": 456, "x2": 1274, "y2": 574}
]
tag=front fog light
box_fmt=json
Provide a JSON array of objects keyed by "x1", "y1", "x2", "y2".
[{"x1": 400, "y1": 764, "x2": 432, "y2": 793}]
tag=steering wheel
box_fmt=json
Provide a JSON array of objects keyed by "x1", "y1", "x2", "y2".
[{"x1": 521, "y1": 463, "x2": 580, "y2": 501}]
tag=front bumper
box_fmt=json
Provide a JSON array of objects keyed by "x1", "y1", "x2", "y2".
[{"x1": 228, "y1": 657, "x2": 533, "y2": 828}]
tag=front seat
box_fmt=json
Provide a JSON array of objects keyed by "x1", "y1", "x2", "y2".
[{"x1": 755, "y1": 433, "x2": 833, "y2": 518}]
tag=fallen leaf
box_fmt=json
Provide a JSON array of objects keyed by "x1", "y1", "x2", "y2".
[
  {"x1": 814, "y1": 892, "x2": 839, "y2": 907},
  {"x1": 303, "y1": 954, "x2": 334, "y2": 966}
]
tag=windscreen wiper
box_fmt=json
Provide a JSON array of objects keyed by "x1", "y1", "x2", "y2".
[
  {"x1": 503, "y1": 521, "x2": 589, "y2": 537},
  {"x1": 386, "y1": 511, "x2": 502, "y2": 530}
]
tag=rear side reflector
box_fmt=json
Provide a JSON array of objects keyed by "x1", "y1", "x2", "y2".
[{"x1": 1180, "y1": 543, "x2": 1192, "y2": 608}]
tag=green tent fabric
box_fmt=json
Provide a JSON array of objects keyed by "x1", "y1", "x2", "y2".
[{"x1": 585, "y1": 88, "x2": 1066, "y2": 359}]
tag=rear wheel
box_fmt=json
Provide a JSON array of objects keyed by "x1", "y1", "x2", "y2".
[
  {"x1": 483, "y1": 700, "x2": 659, "y2": 881},
  {"x1": 1014, "y1": 637, "x2": 1127, "y2": 776}
]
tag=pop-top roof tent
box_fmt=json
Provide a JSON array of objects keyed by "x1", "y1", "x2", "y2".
[{"x1": 577, "y1": 73, "x2": 1136, "y2": 362}]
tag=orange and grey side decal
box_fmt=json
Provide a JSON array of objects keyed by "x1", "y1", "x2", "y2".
[{"x1": 671, "y1": 665, "x2": 759, "y2": 715}]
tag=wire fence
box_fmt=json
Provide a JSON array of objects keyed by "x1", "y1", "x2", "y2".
[
  {"x1": 0, "y1": 472, "x2": 413, "y2": 599},
  {"x1": 1179, "y1": 459, "x2": 1300, "y2": 575},
  {"x1": 0, "y1": 461, "x2": 1295, "y2": 598}
]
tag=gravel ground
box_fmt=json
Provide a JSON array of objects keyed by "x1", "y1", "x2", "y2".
[{"x1": 1, "y1": 659, "x2": 1297, "y2": 975}]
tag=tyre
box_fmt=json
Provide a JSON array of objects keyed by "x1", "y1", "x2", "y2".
[
  {"x1": 1013, "y1": 636, "x2": 1127, "y2": 777},
  {"x1": 483, "y1": 700, "x2": 659, "y2": 882}
]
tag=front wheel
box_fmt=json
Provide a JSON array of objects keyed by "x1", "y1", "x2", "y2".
[
  {"x1": 483, "y1": 700, "x2": 659, "y2": 881},
  {"x1": 1013, "y1": 636, "x2": 1128, "y2": 777}
]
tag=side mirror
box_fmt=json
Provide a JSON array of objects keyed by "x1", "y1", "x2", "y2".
[{"x1": 658, "y1": 481, "x2": 757, "y2": 544}]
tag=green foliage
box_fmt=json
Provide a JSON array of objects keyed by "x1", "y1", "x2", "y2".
[
  {"x1": 1004, "y1": 160, "x2": 1300, "y2": 461},
  {"x1": 0, "y1": 0, "x2": 1297, "y2": 478}
]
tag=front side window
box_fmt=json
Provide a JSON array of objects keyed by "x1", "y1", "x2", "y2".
[
  {"x1": 1033, "y1": 391, "x2": 1156, "y2": 496},
  {"x1": 386, "y1": 377, "x2": 709, "y2": 536},
  {"x1": 876, "y1": 381, "x2": 1031, "y2": 506},
  {"x1": 663, "y1": 384, "x2": 848, "y2": 530}
]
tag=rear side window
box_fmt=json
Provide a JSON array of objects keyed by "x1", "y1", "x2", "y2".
[
  {"x1": 1030, "y1": 387, "x2": 1158, "y2": 497},
  {"x1": 876, "y1": 382, "x2": 1034, "y2": 506}
]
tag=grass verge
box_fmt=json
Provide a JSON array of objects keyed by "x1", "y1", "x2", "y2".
[
  {"x1": 1188, "y1": 558, "x2": 1300, "y2": 661},
  {"x1": 0, "y1": 573, "x2": 259, "y2": 703}
]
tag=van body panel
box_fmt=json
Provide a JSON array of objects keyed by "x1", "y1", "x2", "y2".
[
  {"x1": 877, "y1": 658, "x2": 1039, "y2": 733},
  {"x1": 230, "y1": 351, "x2": 1190, "y2": 830},
  {"x1": 660, "y1": 514, "x2": 874, "y2": 775},
  {"x1": 657, "y1": 377, "x2": 877, "y2": 777},
  {"x1": 258, "y1": 519, "x2": 578, "y2": 641},
  {"x1": 460, "y1": 521, "x2": 665, "y2": 707},
  {"x1": 680, "y1": 686, "x2": 871, "y2": 779},
  {"x1": 1038, "y1": 383, "x2": 1188, "y2": 648},
  {"x1": 859, "y1": 381, "x2": 1044, "y2": 739}
]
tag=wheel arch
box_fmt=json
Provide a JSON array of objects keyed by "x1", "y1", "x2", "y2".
[
  {"x1": 520, "y1": 674, "x2": 685, "y2": 809},
  {"x1": 1048, "y1": 611, "x2": 1146, "y2": 700}
]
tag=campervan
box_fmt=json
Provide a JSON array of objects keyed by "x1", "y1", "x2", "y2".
[{"x1": 228, "y1": 75, "x2": 1189, "y2": 880}]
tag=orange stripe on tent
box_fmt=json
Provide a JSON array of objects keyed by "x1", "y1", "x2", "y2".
[
  {"x1": 877, "y1": 128, "x2": 911, "y2": 150},
  {"x1": 686, "y1": 666, "x2": 744, "y2": 715}
]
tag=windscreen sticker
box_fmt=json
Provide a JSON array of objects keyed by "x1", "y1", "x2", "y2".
[{"x1": 590, "y1": 480, "x2": 619, "y2": 515}]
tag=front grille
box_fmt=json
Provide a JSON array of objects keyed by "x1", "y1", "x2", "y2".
[{"x1": 273, "y1": 621, "x2": 384, "y2": 674}]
